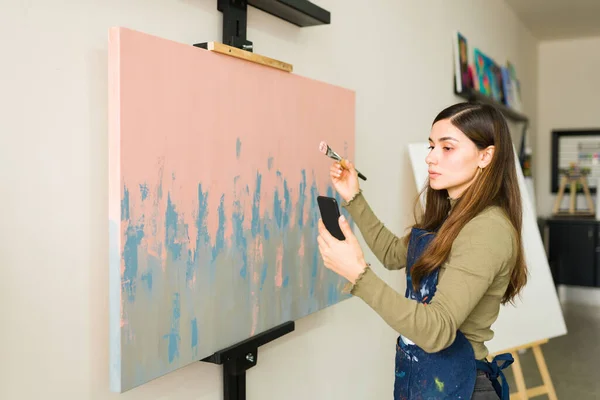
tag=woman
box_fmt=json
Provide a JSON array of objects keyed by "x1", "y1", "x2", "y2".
[{"x1": 317, "y1": 102, "x2": 527, "y2": 400}]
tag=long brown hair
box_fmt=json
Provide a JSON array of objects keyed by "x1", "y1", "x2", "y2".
[{"x1": 409, "y1": 102, "x2": 527, "y2": 304}]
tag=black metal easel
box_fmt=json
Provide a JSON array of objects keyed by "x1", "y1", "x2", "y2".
[{"x1": 201, "y1": 321, "x2": 295, "y2": 400}]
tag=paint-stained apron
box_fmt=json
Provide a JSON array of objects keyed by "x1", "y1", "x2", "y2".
[{"x1": 394, "y1": 227, "x2": 513, "y2": 400}]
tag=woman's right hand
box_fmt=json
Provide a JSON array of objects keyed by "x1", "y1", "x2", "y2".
[{"x1": 330, "y1": 160, "x2": 360, "y2": 203}]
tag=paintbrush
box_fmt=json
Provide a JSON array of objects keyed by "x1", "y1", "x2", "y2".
[{"x1": 319, "y1": 141, "x2": 367, "y2": 181}]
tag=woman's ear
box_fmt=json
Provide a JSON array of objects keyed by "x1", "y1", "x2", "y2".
[{"x1": 479, "y1": 145, "x2": 495, "y2": 169}]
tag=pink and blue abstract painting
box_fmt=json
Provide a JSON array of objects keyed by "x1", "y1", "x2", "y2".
[{"x1": 108, "y1": 27, "x2": 356, "y2": 392}]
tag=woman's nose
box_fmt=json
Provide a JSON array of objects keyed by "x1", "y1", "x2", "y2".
[{"x1": 426, "y1": 151, "x2": 436, "y2": 165}]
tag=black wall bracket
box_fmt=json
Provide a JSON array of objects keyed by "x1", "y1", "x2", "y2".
[
  {"x1": 218, "y1": 0, "x2": 254, "y2": 51},
  {"x1": 196, "y1": 0, "x2": 330, "y2": 52},
  {"x1": 201, "y1": 321, "x2": 295, "y2": 400}
]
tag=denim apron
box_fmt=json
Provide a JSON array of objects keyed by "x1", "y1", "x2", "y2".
[{"x1": 394, "y1": 227, "x2": 514, "y2": 400}]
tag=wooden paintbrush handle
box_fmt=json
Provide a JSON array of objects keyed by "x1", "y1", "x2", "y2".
[{"x1": 339, "y1": 159, "x2": 367, "y2": 181}]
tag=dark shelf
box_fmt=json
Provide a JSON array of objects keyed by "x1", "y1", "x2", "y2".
[
  {"x1": 248, "y1": 0, "x2": 330, "y2": 27},
  {"x1": 455, "y1": 88, "x2": 528, "y2": 123}
]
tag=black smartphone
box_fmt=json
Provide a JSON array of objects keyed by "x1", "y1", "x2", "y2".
[{"x1": 317, "y1": 196, "x2": 345, "y2": 240}]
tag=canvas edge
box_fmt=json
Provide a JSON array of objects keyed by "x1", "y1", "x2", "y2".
[
  {"x1": 108, "y1": 26, "x2": 123, "y2": 393},
  {"x1": 103, "y1": 26, "x2": 359, "y2": 389}
]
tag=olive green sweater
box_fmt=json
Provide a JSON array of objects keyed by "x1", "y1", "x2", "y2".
[{"x1": 343, "y1": 191, "x2": 517, "y2": 360}]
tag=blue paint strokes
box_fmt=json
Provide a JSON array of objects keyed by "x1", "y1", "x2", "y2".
[
  {"x1": 251, "y1": 172, "x2": 262, "y2": 237},
  {"x1": 140, "y1": 183, "x2": 149, "y2": 201},
  {"x1": 123, "y1": 223, "x2": 144, "y2": 302},
  {"x1": 396, "y1": 371, "x2": 406, "y2": 378},
  {"x1": 273, "y1": 189, "x2": 282, "y2": 230},
  {"x1": 267, "y1": 157, "x2": 273, "y2": 170},
  {"x1": 236, "y1": 138, "x2": 242, "y2": 159},
  {"x1": 232, "y1": 197, "x2": 248, "y2": 279},
  {"x1": 310, "y1": 178, "x2": 319, "y2": 297},
  {"x1": 297, "y1": 170, "x2": 306, "y2": 228},
  {"x1": 121, "y1": 186, "x2": 130, "y2": 221},
  {"x1": 309, "y1": 179, "x2": 319, "y2": 229},
  {"x1": 185, "y1": 249, "x2": 195, "y2": 284},
  {"x1": 165, "y1": 194, "x2": 182, "y2": 260},
  {"x1": 116, "y1": 165, "x2": 357, "y2": 391},
  {"x1": 281, "y1": 179, "x2": 291, "y2": 288},
  {"x1": 326, "y1": 185, "x2": 335, "y2": 199},
  {"x1": 163, "y1": 293, "x2": 180, "y2": 363},
  {"x1": 196, "y1": 184, "x2": 210, "y2": 247},
  {"x1": 141, "y1": 271, "x2": 153, "y2": 291},
  {"x1": 191, "y1": 318, "x2": 198, "y2": 349},
  {"x1": 191, "y1": 184, "x2": 210, "y2": 284},
  {"x1": 283, "y1": 180, "x2": 291, "y2": 230},
  {"x1": 260, "y1": 261, "x2": 268, "y2": 291},
  {"x1": 211, "y1": 195, "x2": 226, "y2": 274}
]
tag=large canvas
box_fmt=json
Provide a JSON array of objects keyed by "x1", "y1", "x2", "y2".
[{"x1": 108, "y1": 27, "x2": 355, "y2": 392}]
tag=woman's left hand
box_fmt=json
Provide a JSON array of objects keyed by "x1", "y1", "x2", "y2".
[{"x1": 317, "y1": 215, "x2": 367, "y2": 284}]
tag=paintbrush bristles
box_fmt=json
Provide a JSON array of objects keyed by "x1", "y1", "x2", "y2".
[
  {"x1": 319, "y1": 141, "x2": 328, "y2": 154},
  {"x1": 319, "y1": 141, "x2": 342, "y2": 161},
  {"x1": 318, "y1": 140, "x2": 367, "y2": 181}
]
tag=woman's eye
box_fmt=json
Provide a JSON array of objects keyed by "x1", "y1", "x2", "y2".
[
  {"x1": 428, "y1": 146, "x2": 434, "y2": 150},
  {"x1": 443, "y1": 147, "x2": 452, "y2": 151}
]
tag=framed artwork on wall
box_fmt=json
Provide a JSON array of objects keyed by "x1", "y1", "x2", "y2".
[{"x1": 551, "y1": 129, "x2": 600, "y2": 194}]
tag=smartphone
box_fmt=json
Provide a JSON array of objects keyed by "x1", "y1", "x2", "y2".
[{"x1": 317, "y1": 196, "x2": 345, "y2": 240}]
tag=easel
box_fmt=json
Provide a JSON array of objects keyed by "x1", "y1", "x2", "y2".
[
  {"x1": 488, "y1": 339, "x2": 557, "y2": 400},
  {"x1": 552, "y1": 164, "x2": 594, "y2": 216},
  {"x1": 202, "y1": 321, "x2": 294, "y2": 400},
  {"x1": 192, "y1": 1, "x2": 331, "y2": 399}
]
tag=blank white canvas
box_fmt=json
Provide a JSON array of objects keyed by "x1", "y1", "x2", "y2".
[{"x1": 408, "y1": 142, "x2": 567, "y2": 354}]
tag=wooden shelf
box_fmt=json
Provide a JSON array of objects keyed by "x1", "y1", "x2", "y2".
[
  {"x1": 195, "y1": 42, "x2": 293, "y2": 72},
  {"x1": 455, "y1": 88, "x2": 528, "y2": 123}
]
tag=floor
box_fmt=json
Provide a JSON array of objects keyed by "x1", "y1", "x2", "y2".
[{"x1": 502, "y1": 302, "x2": 600, "y2": 399}]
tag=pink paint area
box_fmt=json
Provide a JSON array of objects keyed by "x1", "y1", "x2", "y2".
[
  {"x1": 298, "y1": 236, "x2": 305, "y2": 288},
  {"x1": 275, "y1": 244, "x2": 283, "y2": 288},
  {"x1": 116, "y1": 27, "x2": 354, "y2": 257},
  {"x1": 253, "y1": 236, "x2": 263, "y2": 284}
]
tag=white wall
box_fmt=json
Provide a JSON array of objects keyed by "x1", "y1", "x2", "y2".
[
  {"x1": 535, "y1": 36, "x2": 600, "y2": 216},
  {"x1": 0, "y1": 0, "x2": 538, "y2": 398}
]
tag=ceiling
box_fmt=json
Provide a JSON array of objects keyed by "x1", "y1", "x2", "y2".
[{"x1": 504, "y1": 0, "x2": 600, "y2": 40}]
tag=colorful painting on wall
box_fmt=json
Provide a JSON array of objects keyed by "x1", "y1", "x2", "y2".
[{"x1": 108, "y1": 27, "x2": 356, "y2": 392}]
